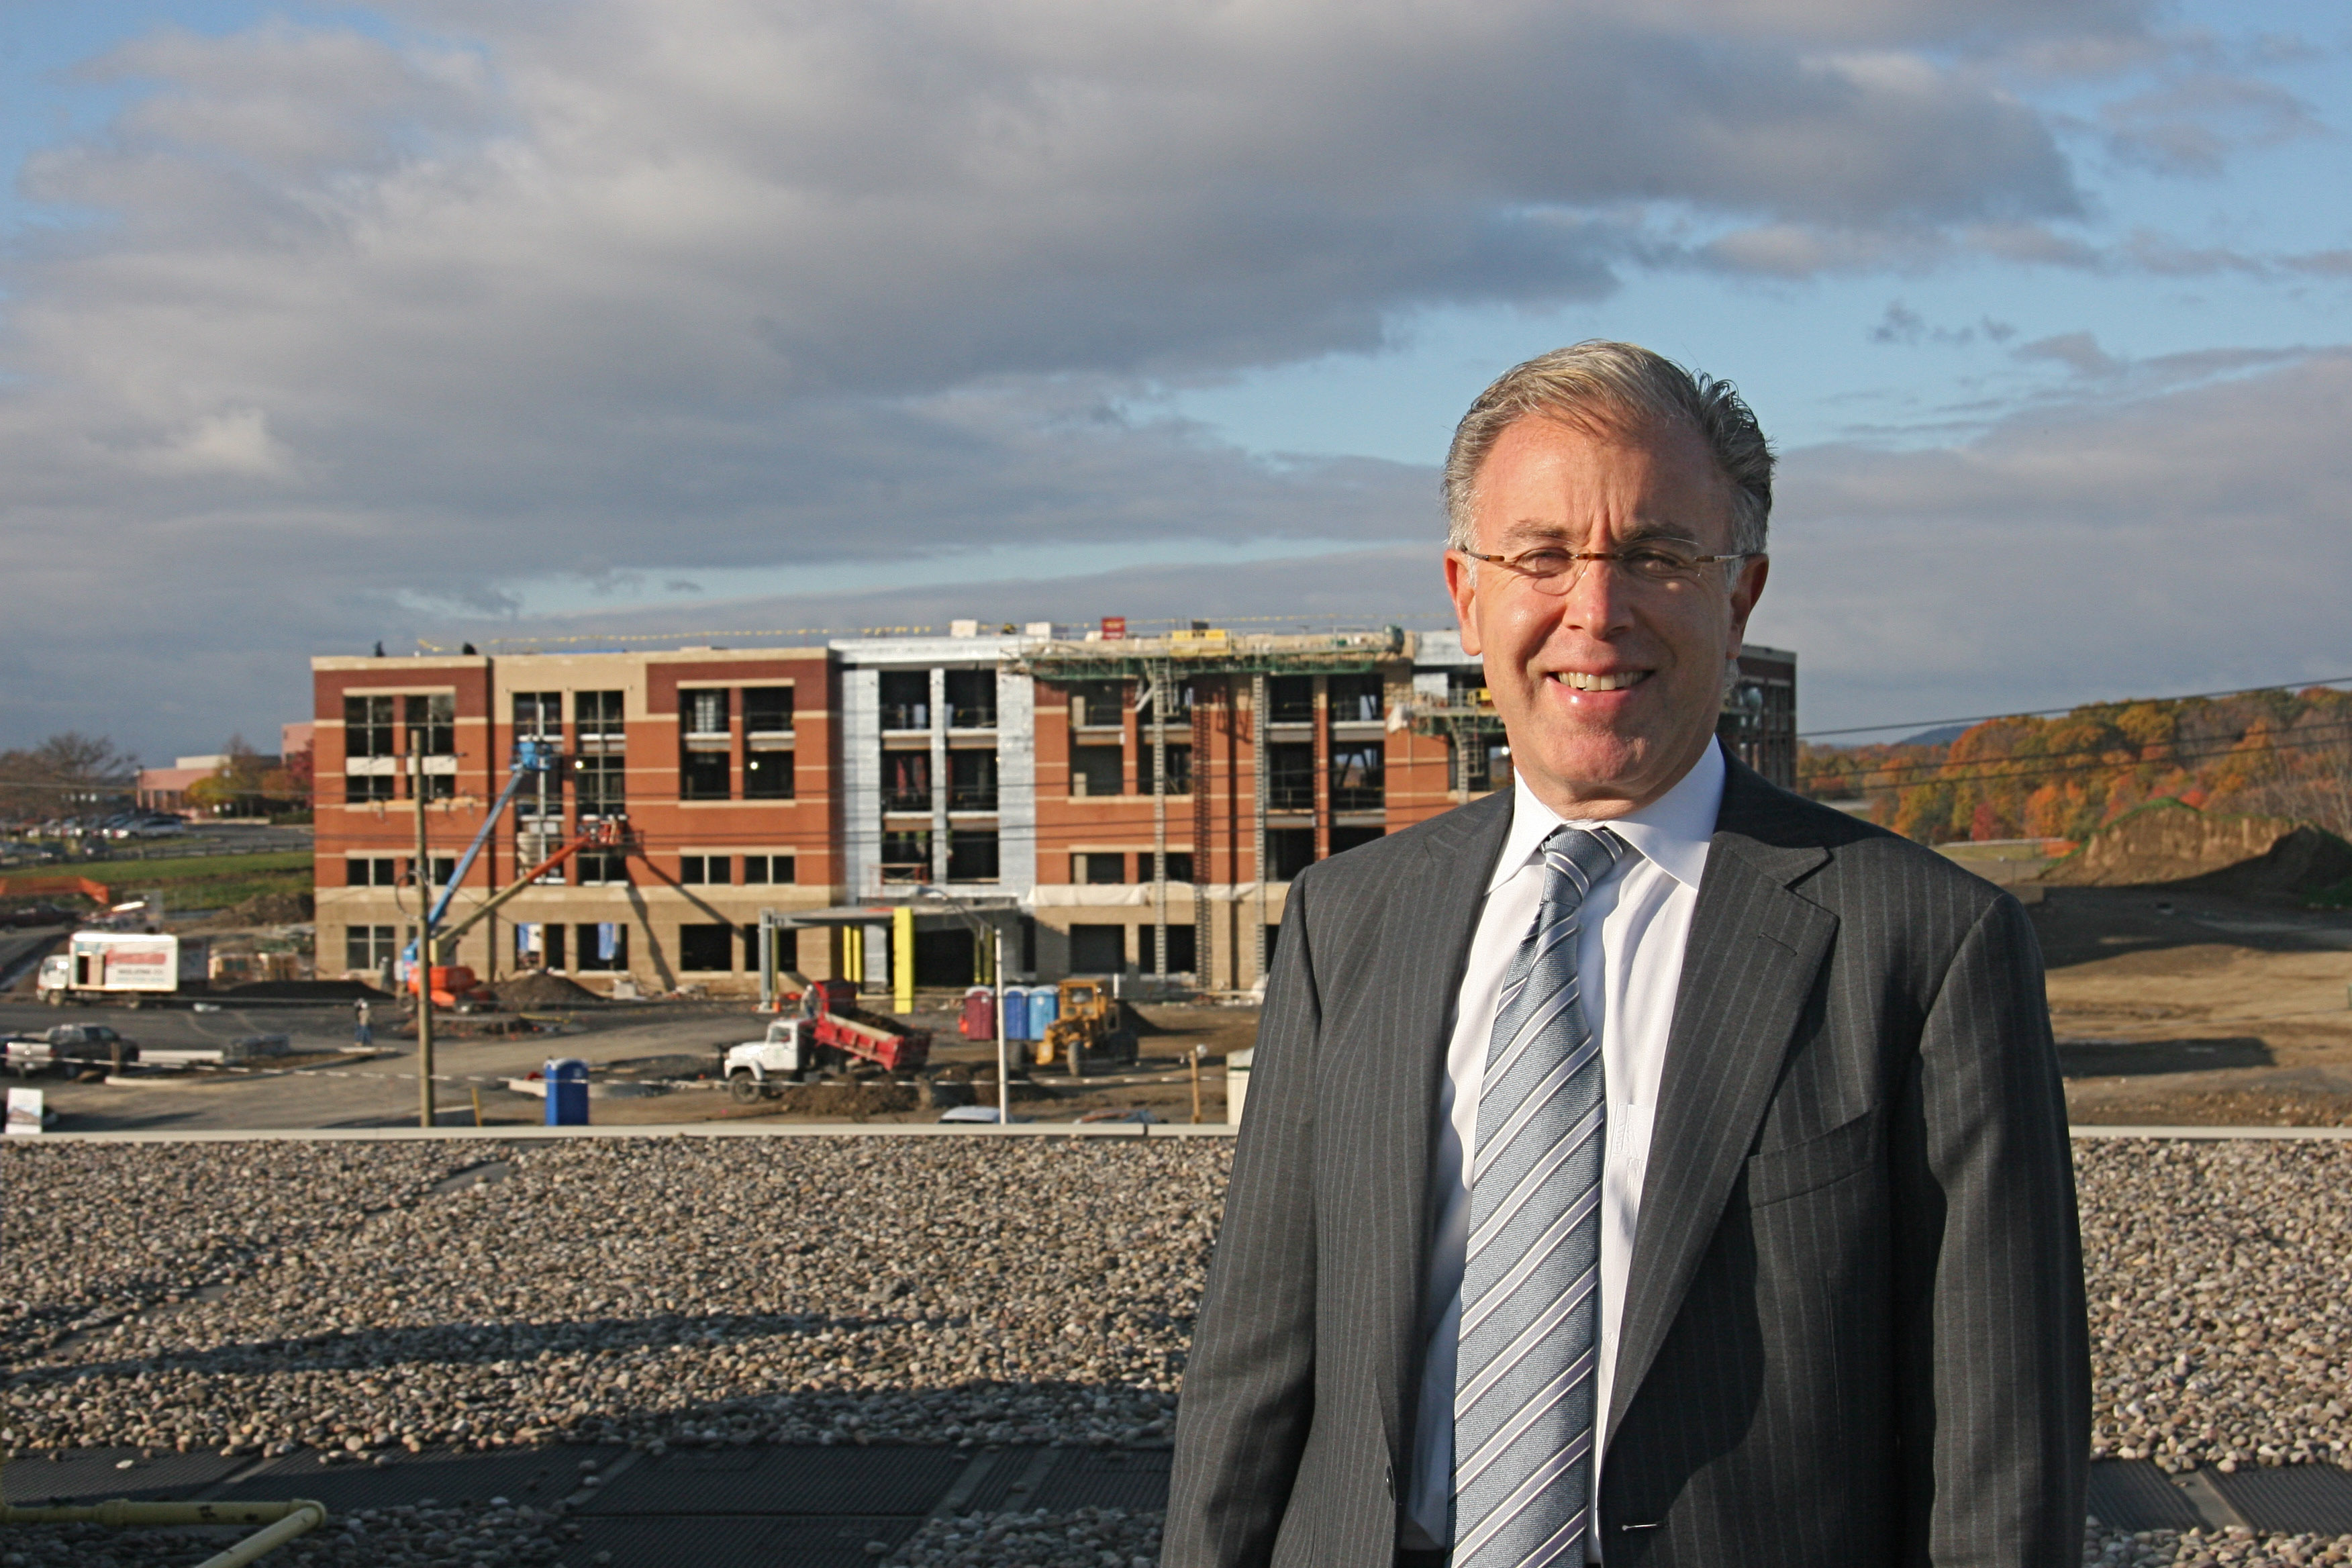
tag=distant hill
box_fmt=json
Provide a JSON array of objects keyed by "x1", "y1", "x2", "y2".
[{"x1": 1798, "y1": 686, "x2": 2352, "y2": 848}]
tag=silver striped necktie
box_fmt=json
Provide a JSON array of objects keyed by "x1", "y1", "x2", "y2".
[{"x1": 1453, "y1": 824, "x2": 1626, "y2": 1567}]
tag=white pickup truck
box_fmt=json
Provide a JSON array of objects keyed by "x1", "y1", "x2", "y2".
[{"x1": 722, "y1": 1019, "x2": 809, "y2": 1102}]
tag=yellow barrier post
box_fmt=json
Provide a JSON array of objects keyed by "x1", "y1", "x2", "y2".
[{"x1": 892, "y1": 905, "x2": 915, "y2": 1014}]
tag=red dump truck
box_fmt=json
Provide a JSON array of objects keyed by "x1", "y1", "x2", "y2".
[{"x1": 722, "y1": 979, "x2": 930, "y2": 1094}]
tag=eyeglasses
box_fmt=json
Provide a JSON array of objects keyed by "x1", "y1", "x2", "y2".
[{"x1": 1454, "y1": 540, "x2": 1749, "y2": 596}]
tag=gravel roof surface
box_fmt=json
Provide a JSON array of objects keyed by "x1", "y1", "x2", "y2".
[
  {"x1": 5, "y1": 1136, "x2": 2352, "y2": 1567},
  {"x1": 2077, "y1": 1140, "x2": 2352, "y2": 1473},
  {"x1": 1, "y1": 1139, "x2": 1216, "y2": 1457}
]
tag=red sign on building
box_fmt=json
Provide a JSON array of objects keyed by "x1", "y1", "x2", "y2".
[{"x1": 1100, "y1": 616, "x2": 1126, "y2": 640}]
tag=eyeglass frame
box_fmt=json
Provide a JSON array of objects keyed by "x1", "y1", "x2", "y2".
[{"x1": 1451, "y1": 538, "x2": 1753, "y2": 595}]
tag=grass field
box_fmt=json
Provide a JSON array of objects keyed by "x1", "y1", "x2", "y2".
[{"x1": 3, "y1": 850, "x2": 311, "y2": 914}]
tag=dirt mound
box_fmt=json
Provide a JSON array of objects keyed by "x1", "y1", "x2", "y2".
[
  {"x1": 2037, "y1": 801, "x2": 2352, "y2": 893},
  {"x1": 495, "y1": 971, "x2": 608, "y2": 1008},
  {"x1": 764, "y1": 1080, "x2": 919, "y2": 1119},
  {"x1": 213, "y1": 978, "x2": 383, "y2": 1001}
]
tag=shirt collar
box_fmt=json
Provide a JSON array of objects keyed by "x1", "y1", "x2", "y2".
[{"x1": 1489, "y1": 737, "x2": 1726, "y2": 895}]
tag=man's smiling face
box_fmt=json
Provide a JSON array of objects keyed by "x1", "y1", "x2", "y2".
[{"x1": 1444, "y1": 411, "x2": 1768, "y2": 820}]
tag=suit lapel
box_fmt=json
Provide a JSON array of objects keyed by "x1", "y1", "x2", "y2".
[
  {"x1": 1604, "y1": 767, "x2": 1836, "y2": 1451},
  {"x1": 1368, "y1": 789, "x2": 1514, "y2": 1469}
]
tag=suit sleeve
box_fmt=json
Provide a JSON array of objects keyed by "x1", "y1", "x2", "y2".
[
  {"x1": 1163, "y1": 877, "x2": 1324, "y2": 1568},
  {"x1": 1892, "y1": 893, "x2": 2090, "y2": 1567}
]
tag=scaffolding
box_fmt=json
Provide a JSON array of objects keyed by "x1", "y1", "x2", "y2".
[{"x1": 1008, "y1": 627, "x2": 1407, "y2": 985}]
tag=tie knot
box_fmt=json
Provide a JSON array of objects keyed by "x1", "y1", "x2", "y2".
[{"x1": 1538, "y1": 825, "x2": 1624, "y2": 912}]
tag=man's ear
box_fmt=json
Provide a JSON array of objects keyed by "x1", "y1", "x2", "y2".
[
  {"x1": 1725, "y1": 553, "x2": 1769, "y2": 647},
  {"x1": 1444, "y1": 549, "x2": 1483, "y2": 656}
]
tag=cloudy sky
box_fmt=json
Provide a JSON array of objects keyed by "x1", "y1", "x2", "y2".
[{"x1": 3, "y1": 0, "x2": 2347, "y2": 762}]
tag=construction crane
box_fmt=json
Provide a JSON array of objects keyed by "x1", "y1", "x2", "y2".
[
  {"x1": 398, "y1": 739, "x2": 637, "y2": 983},
  {"x1": 398, "y1": 740, "x2": 558, "y2": 981},
  {"x1": 425, "y1": 816, "x2": 630, "y2": 965}
]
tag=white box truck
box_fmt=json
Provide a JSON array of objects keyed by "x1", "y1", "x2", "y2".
[{"x1": 36, "y1": 932, "x2": 208, "y2": 1003}]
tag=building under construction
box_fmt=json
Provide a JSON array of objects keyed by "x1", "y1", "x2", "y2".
[{"x1": 309, "y1": 626, "x2": 1794, "y2": 997}]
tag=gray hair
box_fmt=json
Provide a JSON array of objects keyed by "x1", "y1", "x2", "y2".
[{"x1": 1442, "y1": 340, "x2": 1773, "y2": 558}]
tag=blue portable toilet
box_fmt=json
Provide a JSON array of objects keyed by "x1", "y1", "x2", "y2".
[
  {"x1": 1027, "y1": 985, "x2": 1060, "y2": 1041},
  {"x1": 1000, "y1": 985, "x2": 1032, "y2": 1042},
  {"x1": 544, "y1": 1057, "x2": 590, "y2": 1126}
]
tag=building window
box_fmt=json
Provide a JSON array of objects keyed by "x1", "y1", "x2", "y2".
[
  {"x1": 1069, "y1": 924, "x2": 1127, "y2": 973},
  {"x1": 574, "y1": 922, "x2": 628, "y2": 971},
  {"x1": 345, "y1": 856, "x2": 397, "y2": 887},
  {"x1": 679, "y1": 923, "x2": 735, "y2": 972},
  {"x1": 1330, "y1": 742, "x2": 1385, "y2": 812},
  {"x1": 1154, "y1": 924, "x2": 1198, "y2": 975},
  {"x1": 742, "y1": 854, "x2": 795, "y2": 884},
  {"x1": 1266, "y1": 676, "x2": 1316, "y2": 724},
  {"x1": 681, "y1": 750, "x2": 730, "y2": 799},
  {"x1": 1159, "y1": 744, "x2": 1192, "y2": 794},
  {"x1": 518, "y1": 826, "x2": 569, "y2": 884},
  {"x1": 1066, "y1": 680, "x2": 1124, "y2": 730},
  {"x1": 577, "y1": 851, "x2": 629, "y2": 885},
  {"x1": 405, "y1": 693, "x2": 455, "y2": 756},
  {"x1": 1328, "y1": 673, "x2": 1383, "y2": 724},
  {"x1": 1072, "y1": 745, "x2": 1123, "y2": 797},
  {"x1": 681, "y1": 854, "x2": 731, "y2": 885},
  {"x1": 744, "y1": 750, "x2": 793, "y2": 799},
  {"x1": 1330, "y1": 825, "x2": 1385, "y2": 856},
  {"x1": 745, "y1": 924, "x2": 799, "y2": 973},
  {"x1": 516, "y1": 922, "x2": 566, "y2": 970},
  {"x1": 1163, "y1": 852, "x2": 1195, "y2": 883},
  {"x1": 946, "y1": 830, "x2": 998, "y2": 883},
  {"x1": 1077, "y1": 852, "x2": 1124, "y2": 885},
  {"x1": 879, "y1": 830, "x2": 930, "y2": 883},
  {"x1": 948, "y1": 749, "x2": 997, "y2": 811},
  {"x1": 1267, "y1": 828, "x2": 1316, "y2": 881},
  {"x1": 345, "y1": 695, "x2": 395, "y2": 757},
  {"x1": 883, "y1": 750, "x2": 930, "y2": 812},
  {"x1": 513, "y1": 691, "x2": 561, "y2": 738},
  {"x1": 575, "y1": 754, "x2": 624, "y2": 816},
  {"x1": 684, "y1": 689, "x2": 729, "y2": 737},
  {"x1": 944, "y1": 669, "x2": 996, "y2": 729},
  {"x1": 1266, "y1": 744, "x2": 1316, "y2": 812},
  {"x1": 744, "y1": 687, "x2": 793, "y2": 734},
  {"x1": 344, "y1": 924, "x2": 397, "y2": 972},
  {"x1": 346, "y1": 773, "x2": 395, "y2": 803},
  {"x1": 577, "y1": 690, "x2": 625, "y2": 742},
  {"x1": 880, "y1": 671, "x2": 930, "y2": 731},
  {"x1": 404, "y1": 856, "x2": 456, "y2": 889}
]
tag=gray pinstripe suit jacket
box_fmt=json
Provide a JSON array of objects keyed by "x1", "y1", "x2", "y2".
[{"x1": 1165, "y1": 757, "x2": 2089, "y2": 1567}]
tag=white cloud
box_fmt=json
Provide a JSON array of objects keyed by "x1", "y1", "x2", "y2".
[
  {"x1": 136, "y1": 407, "x2": 295, "y2": 478},
  {"x1": 0, "y1": 0, "x2": 2321, "y2": 756},
  {"x1": 1764, "y1": 349, "x2": 2352, "y2": 726}
]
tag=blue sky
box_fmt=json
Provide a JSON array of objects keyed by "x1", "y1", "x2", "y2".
[{"x1": 3, "y1": 0, "x2": 2349, "y2": 759}]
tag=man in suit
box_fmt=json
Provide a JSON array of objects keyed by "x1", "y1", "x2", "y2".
[{"x1": 1165, "y1": 341, "x2": 2088, "y2": 1567}]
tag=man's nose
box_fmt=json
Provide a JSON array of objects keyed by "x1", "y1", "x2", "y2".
[{"x1": 1556, "y1": 555, "x2": 1637, "y2": 636}]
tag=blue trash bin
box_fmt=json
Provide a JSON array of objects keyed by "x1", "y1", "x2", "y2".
[
  {"x1": 544, "y1": 1057, "x2": 590, "y2": 1126},
  {"x1": 1027, "y1": 985, "x2": 1060, "y2": 1041},
  {"x1": 1001, "y1": 985, "x2": 1032, "y2": 1042}
]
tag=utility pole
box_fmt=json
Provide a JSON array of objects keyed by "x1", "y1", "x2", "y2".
[
  {"x1": 1252, "y1": 672, "x2": 1268, "y2": 986},
  {"x1": 411, "y1": 735, "x2": 436, "y2": 1130},
  {"x1": 1149, "y1": 659, "x2": 1169, "y2": 979},
  {"x1": 993, "y1": 922, "x2": 1010, "y2": 1128}
]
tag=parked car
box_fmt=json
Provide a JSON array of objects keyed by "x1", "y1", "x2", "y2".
[{"x1": 5, "y1": 1024, "x2": 138, "y2": 1077}]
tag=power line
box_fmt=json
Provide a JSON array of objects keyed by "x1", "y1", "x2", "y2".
[{"x1": 1799, "y1": 675, "x2": 2352, "y2": 741}]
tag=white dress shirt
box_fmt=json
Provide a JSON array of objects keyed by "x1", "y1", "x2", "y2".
[{"x1": 1402, "y1": 739, "x2": 1724, "y2": 1560}]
